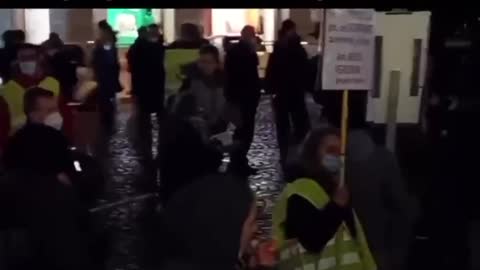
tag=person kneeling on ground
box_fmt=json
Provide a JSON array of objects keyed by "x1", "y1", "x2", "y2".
[
  {"x1": 175, "y1": 44, "x2": 229, "y2": 138},
  {"x1": 273, "y1": 128, "x2": 376, "y2": 270},
  {"x1": 159, "y1": 93, "x2": 224, "y2": 204}
]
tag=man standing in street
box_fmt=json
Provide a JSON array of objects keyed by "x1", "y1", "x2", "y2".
[
  {"x1": 224, "y1": 25, "x2": 261, "y2": 176},
  {"x1": 127, "y1": 24, "x2": 166, "y2": 160}
]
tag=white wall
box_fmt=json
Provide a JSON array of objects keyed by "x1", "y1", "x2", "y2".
[
  {"x1": 24, "y1": 9, "x2": 50, "y2": 44},
  {"x1": 49, "y1": 9, "x2": 68, "y2": 41},
  {"x1": 367, "y1": 11, "x2": 431, "y2": 124}
]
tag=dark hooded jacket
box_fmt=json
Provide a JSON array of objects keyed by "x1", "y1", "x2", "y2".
[
  {"x1": 0, "y1": 124, "x2": 92, "y2": 270},
  {"x1": 127, "y1": 37, "x2": 166, "y2": 112},
  {"x1": 160, "y1": 174, "x2": 254, "y2": 270}
]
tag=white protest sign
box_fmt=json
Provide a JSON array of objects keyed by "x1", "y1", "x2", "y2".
[{"x1": 322, "y1": 9, "x2": 375, "y2": 90}]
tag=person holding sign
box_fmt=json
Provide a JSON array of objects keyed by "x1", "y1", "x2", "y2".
[{"x1": 273, "y1": 128, "x2": 376, "y2": 270}]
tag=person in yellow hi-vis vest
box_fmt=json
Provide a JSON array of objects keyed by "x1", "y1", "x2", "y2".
[
  {"x1": 0, "y1": 43, "x2": 60, "y2": 152},
  {"x1": 273, "y1": 128, "x2": 376, "y2": 270}
]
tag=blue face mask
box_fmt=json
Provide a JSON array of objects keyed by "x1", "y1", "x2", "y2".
[{"x1": 322, "y1": 154, "x2": 342, "y2": 173}]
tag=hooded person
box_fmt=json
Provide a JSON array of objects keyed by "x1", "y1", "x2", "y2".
[{"x1": 160, "y1": 174, "x2": 258, "y2": 270}]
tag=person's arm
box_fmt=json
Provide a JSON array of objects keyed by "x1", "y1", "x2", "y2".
[
  {"x1": 299, "y1": 46, "x2": 310, "y2": 92},
  {"x1": 286, "y1": 194, "x2": 345, "y2": 253},
  {"x1": 264, "y1": 50, "x2": 277, "y2": 95},
  {"x1": 0, "y1": 97, "x2": 11, "y2": 155},
  {"x1": 223, "y1": 49, "x2": 236, "y2": 103},
  {"x1": 178, "y1": 77, "x2": 192, "y2": 93}
]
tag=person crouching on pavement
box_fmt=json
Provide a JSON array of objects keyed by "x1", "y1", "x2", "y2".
[
  {"x1": 158, "y1": 94, "x2": 224, "y2": 204},
  {"x1": 272, "y1": 128, "x2": 376, "y2": 270},
  {"x1": 174, "y1": 44, "x2": 229, "y2": 139}
]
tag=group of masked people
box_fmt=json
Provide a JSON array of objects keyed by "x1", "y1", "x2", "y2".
[
  {"x1": 0, "y1": 18, "x2": 415, "y2": 270},
  {"x1": 0, "y1": 21, "x2": 123, "y2": 270}
]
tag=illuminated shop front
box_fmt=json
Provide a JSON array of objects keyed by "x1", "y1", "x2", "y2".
[
  {"x1": 209, "y1": 9, "x2": 276, "y2": 42},
  {"x1": 106, "y1": 8, "x2": 158, "y2": 46}
]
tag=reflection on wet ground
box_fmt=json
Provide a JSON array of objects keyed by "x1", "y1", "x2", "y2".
[{"x1": 95, "y1": 96, "x2": 283, "y2": 270}]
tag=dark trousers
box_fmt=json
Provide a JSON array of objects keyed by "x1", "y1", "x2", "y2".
[
  {"x1": 231, "y1": 97, "x2": 260, "y2": 168},
  {"x1": 135, "y1": 99, "x2": 165, "y2": 192},
  {"x1": 273, "y1": 94, "x2": 311, "y2": 164},
  {"x1": 136, "y1": 105, "x2": 164, "y2": 159},
  {"x1": 98, "y1": 94, "x2": 116, "y2": 132}
]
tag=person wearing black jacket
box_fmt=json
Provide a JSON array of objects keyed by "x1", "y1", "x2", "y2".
[
  {"x1": 1, "y1": 87, "x2": 111, "y2": 269},
  {"x1": 92, "y1": 20, "x2": 122, "y2": 129},
  {"x1": 127, "y1": 24, "x2": 166, "y2": 160},
  {"x1": 224, "y1": 25, "x2": 261, "y2": 176},
  {"x1": 265, "y1": 20, "x2": 311, "y2": 167},
  {"x1": 0, "y1": 30, "x2": 25, "y2": 82},
  {"x1": 1, "y1": 122, "x2": 94, "y2": 270}
]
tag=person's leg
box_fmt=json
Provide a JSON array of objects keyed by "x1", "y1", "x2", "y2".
[
  {"x1": 98, "y1": 93, "x2": 116, "y2": 132},
  {"x1": 273, "y1": 95, "x2": 291, "y2": 166},
  {"x1": 290, "y1": 93, "x2": 311, "y2": 144},
  {"x1": 136, "y1": 101, "x2": 153, "y2": 160},
  {"x1": 230, "y1": 97, "x2": 259, "y2": 174}
]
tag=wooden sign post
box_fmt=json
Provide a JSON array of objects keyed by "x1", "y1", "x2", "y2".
[
  {"x1": 340, "y1": 90, "x2": 349, "y2": 187},
  {"x1": 320, "y1": 9, "x2": 376, "y2": 187}
]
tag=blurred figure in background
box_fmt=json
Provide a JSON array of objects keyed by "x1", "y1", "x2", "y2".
[
  {"x1": 273, "y1": 128, "x2": 376, "y2": 270},
  {"x1": 0, "y1": 29, "x2": 26, "y2": 82},
  {"x1": 168, "y1": 23, "x2": 209, "y2": 49},
  {"x1": 347, "y1": 129, "x2": 417, "y2": 270},
  {"x1": 224, "y1": 25, "x2": 262, "y2": 177},
  {"x1": 127, "y1": 23, "x2": 166, "y2": 161},
  {"x1": 0, "y1": 43, "x2": 60, "y2": 155},
  {"x1": 92, "y1": 20, "x2": 122, "y2": 130},
  {"x1": 265, "y1": 19, "x2": 311, "y2": 168}
]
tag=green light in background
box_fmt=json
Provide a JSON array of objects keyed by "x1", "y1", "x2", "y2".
[{"x1": 107, "y1": 8, "x2": 155, "y2": 47}]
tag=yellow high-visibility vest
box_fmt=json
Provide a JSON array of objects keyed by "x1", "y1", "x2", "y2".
[
  {"x1": 0, "y1": 77, "x2": 60, "y2": 134},
  {"x1": 272, "y1": 178, "x2": 376, "y2": 270},
  {"x1": 164, "y1": 49, "x2": 199, "y2": 96}
]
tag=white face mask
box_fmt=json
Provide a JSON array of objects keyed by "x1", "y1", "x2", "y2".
[
  {"x1": 103, "y1": 44, "x2": 112, "y2": 50},
  {"x1": 19, "y1": 61, "x2": 37, "y2": 76},
  {"x1": 44, "y1": 112, "x2": 63, "y2": 130}
]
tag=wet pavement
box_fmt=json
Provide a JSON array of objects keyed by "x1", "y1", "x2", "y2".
[{"x1": 94, "y1": 96, "x2": 284, "y2": 270}]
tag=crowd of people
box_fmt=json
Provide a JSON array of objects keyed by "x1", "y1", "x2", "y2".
[{"x1": 0, "y1": 18, "x2": 419, "y2": 270}]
